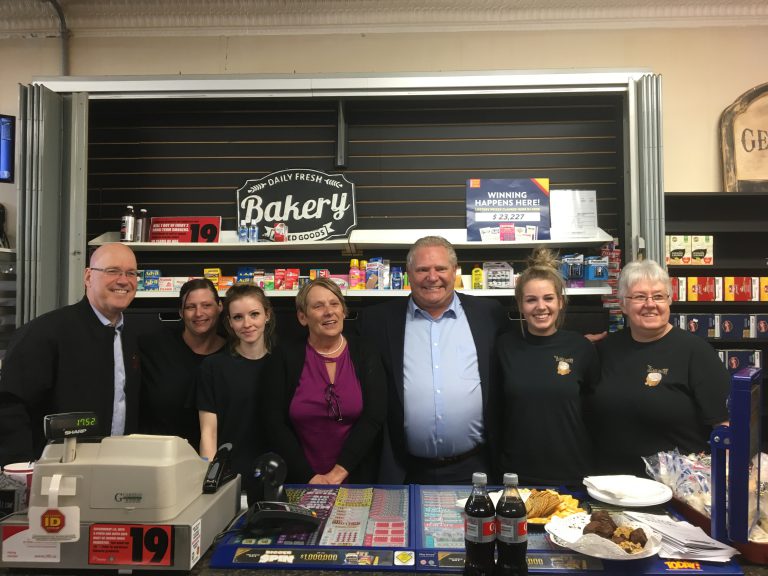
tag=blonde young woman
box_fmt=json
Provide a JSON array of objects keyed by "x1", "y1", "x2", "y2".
[
  {"x1": 197, "y1": 284, "x2": 275, "y2": 477},
  {"x1": 494, "y1": 247, "x2": 599, "y2": 486}
]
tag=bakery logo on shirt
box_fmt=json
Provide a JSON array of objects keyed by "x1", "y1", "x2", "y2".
[
  {"x1": 644, "y1": 365, "x2": 669, "y2": 387},
  {"x1": 554, "y1": 355, "x2": 573, "y2": 375}
]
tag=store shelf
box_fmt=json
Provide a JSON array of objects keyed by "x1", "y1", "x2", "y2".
[
  {"x1": 89, "y1": 228, "x2": 614, "y2": 252},
  {"x1": 134, "y1": 284, "x2": 612, "y2": 299}
]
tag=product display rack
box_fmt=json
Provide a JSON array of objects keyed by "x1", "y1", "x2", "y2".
[
  {"x1": 665, "y1": 192, "x2": 768, "y2": 447},
  {"x1": 88, "y1": 227, "x2": 614, "y2": 300}
]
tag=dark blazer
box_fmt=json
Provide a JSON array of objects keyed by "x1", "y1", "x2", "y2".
[
  {"x1": 261, "y1": 333, "x2": 386, "y2": 484},
  {"x1": 0, "y1": 297, "x2": 141, "y2": 465},
  {"x1": 357, "y1": 292, "x2": 507, "y2": 483}
]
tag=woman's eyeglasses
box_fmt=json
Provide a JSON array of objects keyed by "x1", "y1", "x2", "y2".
[
  {"x1": 624, "y1": 293, "x2": 669, "y2": 304},
  {"x1": 325, "y1": 382, "x2": 343, "y2": 422}
]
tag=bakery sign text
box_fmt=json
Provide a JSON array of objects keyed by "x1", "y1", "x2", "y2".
[
  {"x1": 236, "y1": 169, "x2": 357, "y2": 241},
  {"x1": 720, "y1": 81, "x2": 768, "y2": 192}
]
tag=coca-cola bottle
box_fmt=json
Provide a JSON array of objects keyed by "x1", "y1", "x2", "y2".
[
  {"x1": 464, "y1": 472, "x2": 496, "y2": 576},
  {"x1": 495, "y1": 473, "x2": 528, "y2": 576}
]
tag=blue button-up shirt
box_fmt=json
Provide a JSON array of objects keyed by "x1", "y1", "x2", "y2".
[{"x1": 403, "y1": 293, "x2": 484, "y2": 458}]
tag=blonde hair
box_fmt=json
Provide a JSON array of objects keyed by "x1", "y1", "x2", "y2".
[
  {"x1": 515, "y1": 247, "x2": 568, "y2": 331},
  {"x1": 296, "y1": 277, "x2": 348, "y2": 317}
]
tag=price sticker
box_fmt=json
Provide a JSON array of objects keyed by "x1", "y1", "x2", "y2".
[
  {"x1": 89, "y1": 524, "x2": 173, "y2": 566},
  {"x1": 148, "y1": 216, "x2": 221, "y2": 243}
]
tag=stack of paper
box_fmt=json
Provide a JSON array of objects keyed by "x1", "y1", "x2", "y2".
[{"x1": 624, "y1": 511, "x2": 739, "y2": 562}]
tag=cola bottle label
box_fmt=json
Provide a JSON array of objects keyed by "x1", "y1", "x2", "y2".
[
  {"x1": 497, "y1": 516, "x2": 528, "y2": 544},
  {"x1": 464, "y1": 515, "x2": 496, "y2": 543}
]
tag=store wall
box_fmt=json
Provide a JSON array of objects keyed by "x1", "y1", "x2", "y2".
[{"x1": 0, "y1": 26, "x2": 767, "y2": 247}]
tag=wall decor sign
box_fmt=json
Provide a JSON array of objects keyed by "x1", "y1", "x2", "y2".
[
  {"x1": 148, "y1": 216, "x2": 221, "y2": 243},
  {"x1": 236, "y1": 169, "x2": 357, "y2": 242},
  {"x1": 465, "y1": 178, "x2": 550, "y2": 242},
  {"x1": 721, "y1": 82, "x2": 768, "y2": 192}
]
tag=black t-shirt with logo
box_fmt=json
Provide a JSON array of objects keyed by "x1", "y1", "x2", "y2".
[
  {"x1": 592, "y1": 327, "x2": 730, "y2": 476},
  {"x1": 495, "y1": 329, "x2": 599, "y2": 486}
]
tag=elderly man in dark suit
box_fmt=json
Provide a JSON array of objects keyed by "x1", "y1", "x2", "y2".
[
  {"x1": 359, "y1": 236, "x2": 508, "y2": 484},
  {"x1": 0, "y1": 243, "x2": 141, "y2": 465}
]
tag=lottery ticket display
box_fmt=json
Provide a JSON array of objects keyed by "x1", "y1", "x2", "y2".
[{"x1": 209, "y1": 485, "x2": 744, "y2": 573}]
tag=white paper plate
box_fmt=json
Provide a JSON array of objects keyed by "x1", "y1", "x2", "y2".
[
  {"x1": 545, "y1": 512, "x2": 662, "y2": 561},
  {"x1": 586, "y1": 478, "x2": 672, "y2": 507}
]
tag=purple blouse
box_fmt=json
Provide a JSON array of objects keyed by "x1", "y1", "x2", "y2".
[{"x1": 289, "y1": 342, "x2": 363, "y2": 476}]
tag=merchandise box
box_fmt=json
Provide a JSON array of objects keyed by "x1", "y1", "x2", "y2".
[
  {"x1": 760, "y1": 277, "x2": 768, "y2": 302},
  {"x1": 719, "y1": 349, "x2": 762, "y2": 374},
  {"x1": 686, "y1": 277, "x2": 722, "y2": 302},
  {"x1": 666, "y1": 235, "x2": 690, "y2": 265},
  {"x1": 682, "y1": 314, "x2": 716, "y2": 339},
  {"x1": 715, "y1": 314, "x2": 753, "y2": 340},
  {"x1": 483, "y1": 262, "x2": 514, "y2": 289},
  {"x1": 724, "y1": 276, "x2": 759, "y2": 302},
  {"x1": 755, "y1": 315, "x2": 768, "y2": 340},
  {"x1": 689, "y1": 235, "x2": 714, "y2": 265},
  {"x1": 671, "y1": 277, "x2": 687, "y2": 302}
]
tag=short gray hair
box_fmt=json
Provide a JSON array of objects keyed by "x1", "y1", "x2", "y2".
[
  {"x1": 617, "y1": 259, "x2": 672, "y2": 301},
  {"x1": 406, "y1": 236, "x2": 458, "y2": 271}
]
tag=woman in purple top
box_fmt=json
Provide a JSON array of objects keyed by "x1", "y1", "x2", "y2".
[{"x1": 262, "y1": 278, "x2": 386, "y2": 484}]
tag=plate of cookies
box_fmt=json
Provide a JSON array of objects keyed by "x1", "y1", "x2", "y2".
[{"x1": 545, "y1": 511, "x2": 662, "y2": 560}]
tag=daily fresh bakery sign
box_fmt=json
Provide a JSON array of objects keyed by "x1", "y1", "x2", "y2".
[{"x1": 236, "y1": 169, "x2": 357, "y2": 241}]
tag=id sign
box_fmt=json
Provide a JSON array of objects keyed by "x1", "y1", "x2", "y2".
[{"x1": 236, "y1": 169, "x2": 356, "y2": 242}]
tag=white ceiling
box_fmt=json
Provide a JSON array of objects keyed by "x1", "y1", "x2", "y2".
[{"x1": 1, "y1": 0, "x2": 766, "y2": 39}]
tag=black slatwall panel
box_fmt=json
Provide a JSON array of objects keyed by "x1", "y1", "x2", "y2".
[{"x1": 87, "y1": 93, "x2": 624, "y2": 286}]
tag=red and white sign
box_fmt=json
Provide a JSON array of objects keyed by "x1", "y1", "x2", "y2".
[
  {"x1": 40, "y1": 509, "x2": 65, "y2": 533},
  {"x1": 89, "y1": 524, "x2": 173, "y2": 566},
  {"x1": 148, "y1": 216, "x2": 221, "y2": 243}
]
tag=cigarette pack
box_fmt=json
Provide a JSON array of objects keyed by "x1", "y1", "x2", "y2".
[
  {"x1": 671, "y1": 277, "x2": 687, "y2": 302},
  {"x1": 761, "y1": 277, "x2": 768, "y2": 301},
  {"x1": 719, "y1": 349, "x2": 762, "y2": 374},
  {"x1": 681, "y1": 313, "x2": 716, "y2": 339},
  {"x1": 755, "y1": 314, "x2": 768, "y2": 340},
  {"x1": 724, "y1": 276, "x2": 759, "y2": 302},
  {"x1": 687, "y1": 277, "x2": 722, "y2": 302},
  {"x1": 715, "y1": 314, "x2": 752, "y2": 340}
]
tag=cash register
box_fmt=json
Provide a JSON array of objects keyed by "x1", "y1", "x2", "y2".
[{"x1": 0, "y1": 412, "x2": 240, "y2": 571}]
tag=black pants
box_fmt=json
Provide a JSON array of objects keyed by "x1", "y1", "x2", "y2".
[{"x1": 405, "y1": 446, "x2": 491, "y2": 485}]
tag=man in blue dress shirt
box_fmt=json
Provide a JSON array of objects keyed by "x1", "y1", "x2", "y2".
[{"x1": 359, "y1": 236, "x2": 508, "y2": 484}]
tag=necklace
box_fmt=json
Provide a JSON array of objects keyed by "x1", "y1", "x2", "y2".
[{"x1": 313, "y1": 335, "x2": 345, "y2": 357}]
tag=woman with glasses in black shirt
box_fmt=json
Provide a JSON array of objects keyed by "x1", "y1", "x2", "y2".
[
  {"x1": 589, "y1": 259, "x2": 730, "y2": 476},
  {"x1": 262, "y1": 277, "x2": 386, "y2": 484}
]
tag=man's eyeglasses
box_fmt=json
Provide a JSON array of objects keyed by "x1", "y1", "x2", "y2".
[
  {"x1": 624, "y1": 293, "x2": 669, "y2": 304},
  {"x1": 90, "y1": 267, "x2": 139, "y2": 279},
  {"x1": 325, "y1": 382, "x2": 343, "y2": 422}
]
